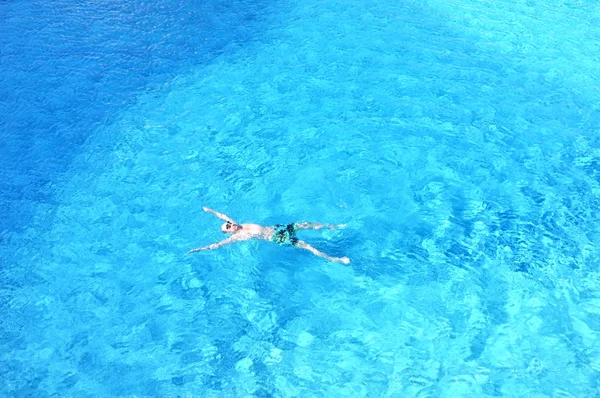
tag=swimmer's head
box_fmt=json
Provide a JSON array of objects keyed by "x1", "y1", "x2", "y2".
[{"x1": 221, "y1": 221, "x2": 240, "y2": 234}]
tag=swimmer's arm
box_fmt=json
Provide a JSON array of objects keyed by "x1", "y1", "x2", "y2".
[
  {"x1": 203, "y1": 206, "x2": 236, "y2": 223},
  {"x1": 186, "y1": 235, "x2": 249, "y2": 254}
]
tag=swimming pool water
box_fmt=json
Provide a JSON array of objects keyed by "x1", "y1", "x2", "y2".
[
  {"x1": 0, "y1": 0, "x2": 268, "y2": 236},
  {"x1": 2, "y1": 0, "x2": 600, "y2": 396}
]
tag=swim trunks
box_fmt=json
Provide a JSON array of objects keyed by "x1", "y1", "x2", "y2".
[{"x1": 272, "y1": 223, "x2": 299, "y2": 246}]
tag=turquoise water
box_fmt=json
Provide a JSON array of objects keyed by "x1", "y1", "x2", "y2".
[{"x1": 2, "y1": 0, "x2": 600, "y2": 396}]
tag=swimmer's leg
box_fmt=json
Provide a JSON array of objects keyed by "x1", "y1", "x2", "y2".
[
  {"x1": 296, "y1": 222, "x2": 347, "y2": 230},
  {"x1": 295, "y1": 240, "x2": 350, "y2": 264}
]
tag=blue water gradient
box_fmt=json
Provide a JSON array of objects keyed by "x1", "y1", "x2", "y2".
[
  {"x1": 0, "y1": 0, "x2": 268, "y2": 236},
  {"x1": 2, "y1": 0, "x2": 600, "y2": 396}
]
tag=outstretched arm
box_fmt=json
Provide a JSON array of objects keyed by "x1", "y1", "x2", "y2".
[
  {"x1": 187, "y1": 235, "x2": 242, "y2": 254},
  {"x1": 296, "y1": 222, "x2": 347, "y2": 230},
  {"x1": 203, "y1": 206, "x2": 236, "y2": 223}
]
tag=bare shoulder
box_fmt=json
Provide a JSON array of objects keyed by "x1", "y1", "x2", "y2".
[
  {"x1": 232, "y1": 231, "x2": 252, "y2": 241},
  {"x1": 240, "y1": 223, "x2": 273, "y2": 239},
  {"x1": 240, "y1": 223, "x2": 265, "y2": 231}
]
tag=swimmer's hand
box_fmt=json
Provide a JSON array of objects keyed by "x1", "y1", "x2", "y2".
[
  {"x1": 338, "y1": 257, "x2": 350, "y2": 264},
  {"x1": 187, "y1": 246, "x2": 213, "y2": 254},
  {"x1": 203, "y1": 206, "x2": 236, "y2": 223},
  {"x1": 187, "y1": 236, "x2": 240, "y2": 254},
  {"x1": 187, "y1": 242, "x2": 222, "y2": 254}
]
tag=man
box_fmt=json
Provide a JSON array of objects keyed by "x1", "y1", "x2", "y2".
[{"x1": 187, "y1": 207, "x2": 350, "y2": 264}]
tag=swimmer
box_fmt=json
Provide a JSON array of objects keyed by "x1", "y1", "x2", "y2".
[{"x1": 187, "y1": 207, "x2": 350, "y2": 264}]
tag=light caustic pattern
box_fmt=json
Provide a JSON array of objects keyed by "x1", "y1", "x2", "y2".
[{"x1": 2, "y1": 0, "x2": 600, "y2": 396}]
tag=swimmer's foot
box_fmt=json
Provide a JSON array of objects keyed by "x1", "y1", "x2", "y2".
[{"x1": 297, "y1": 222, "x2": 348, "y2": 231}]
